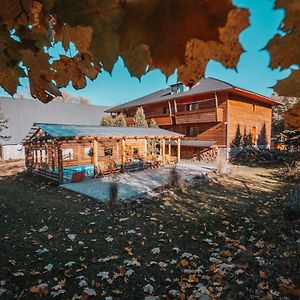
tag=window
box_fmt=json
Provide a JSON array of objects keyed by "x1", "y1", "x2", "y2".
[
  {"x1": 133, "y1": 147, "x2": 139, "y2": 155},
  {"x1": 104, "y1": 146, "x2": 113, "y2": 156},
  {"x1": 186, "y1": 102, "x2": 199, "y2": 111},
  {"x1": 84, "y1": 147, "x2": 93, "y2": 158},
  {"x1": 252, "y1": 104, "x2": 256, "y2": 112},
  {"x1": 62, "y1": 148, "x2": 73, "y2": 160},
  {"x1": 163, "y1": 106, "x2": 170, "y2": 114},
  {"x1": 186, "y1": 126, "x2": 199, "y2": 137}
]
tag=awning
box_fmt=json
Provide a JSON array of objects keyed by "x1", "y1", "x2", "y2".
[{"x1": 166, "y1": 140, "x2": 217, "y2": 148}]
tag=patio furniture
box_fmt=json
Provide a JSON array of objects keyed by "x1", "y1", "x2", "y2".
[
  {"x1": 95, "y1": 160, "x2": 122, "y2": 177},
  {"x1": 125, "y1": 158, "x2": 147, "y2": 172},
  {"x1": 166, "y1": 154, "x2": 177, "y2": 165}
]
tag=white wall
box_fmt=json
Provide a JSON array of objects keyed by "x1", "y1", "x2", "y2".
[{"x1": 1, "y1": 145, "x2": 25, "y2": 160}]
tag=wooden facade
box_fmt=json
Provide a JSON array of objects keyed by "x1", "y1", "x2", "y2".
[
  {"x1": 23, "y1": 124, "x2": 183, "y2": 184},
  {"x1": 108, "y1": 82, "x2": 280, "y2": 159}
]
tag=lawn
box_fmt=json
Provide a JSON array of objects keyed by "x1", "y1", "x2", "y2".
[{"x1": 0, "y1": 161, "x2": 299, "y2": 299}]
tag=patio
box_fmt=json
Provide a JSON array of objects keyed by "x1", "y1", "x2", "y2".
[{"x1": 62, "y1": 161, "x2": 215, "y2": 201}]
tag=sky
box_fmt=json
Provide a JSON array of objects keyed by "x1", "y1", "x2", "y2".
[{"x1": 0, "y1": 0, "x2": 292, "y2": 106}]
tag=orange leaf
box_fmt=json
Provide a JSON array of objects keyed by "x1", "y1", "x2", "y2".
[
  {"x1": 180, "y1": 259, "x2": 189, "y2": 267},
  {"x1": 30, "y1": 286, "x2": 40, "y2": 293},
  {"x1": 259, "y1": 271, "x2": 267, "y2": 278}
]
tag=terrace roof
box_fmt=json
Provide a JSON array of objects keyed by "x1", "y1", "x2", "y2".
[{"x1": 23, "y1": 123, "x2": 184, "y2": 143}]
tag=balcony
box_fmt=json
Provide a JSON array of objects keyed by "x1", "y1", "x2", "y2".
[
  {"x1": 125, "y1": 115, "x2": 173, "y2": 126},
  {"x1": 146, "y1": 115, "x2": 173, "y2": 126},
  {"x1": 175, "y1": 108, "x2": 223, "y2": 124}
]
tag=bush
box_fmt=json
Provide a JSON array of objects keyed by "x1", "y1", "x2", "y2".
[
  {"x1": 284, "y1": 185, "x2": 300, "y2": 220},
  {"x1": 168, "y1": 165, "x2": 180, "y2": 188},
  {"x1": 108, "y1": 179, "x2": 118, "y2": 206},
  {"x1": 283, "y1": 161, "x2": 300, "y2": 183}
]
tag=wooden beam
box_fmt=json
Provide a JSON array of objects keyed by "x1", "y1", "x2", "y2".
[
  {"x1": 162, "y1": 138, "x2": 166, "y2": 163},
  {"x1": 121, "y1": 139, "x2": 126, "y2": 172},
  {"x1": 57, "y1": 144, "x2": 63, "y2": 184},
  {"x1": 215, "y1": 92, "x2": 219, "y2": 121},
  {"x1": 93, "y1": 139, "x2": 99, "y2": 171},
  {"x1": 168, "y1": 100, "x2": 172, "y2": 116},
  {"x1": 177, "y1": 138, "x2": 181, "y2": 163},
  {"x1": 51, "y1": 140, "x2": 55, "y2": 171},
  {"x1": 174, "y1": 99, "x2": 178, "y2": 113},
  {"x1": 35, "y1": 141, "x2": 38, "y2": 165}
]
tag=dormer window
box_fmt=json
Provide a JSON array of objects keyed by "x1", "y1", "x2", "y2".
[{"x1": 170, "y1": 83, "x2": 184, "y2": 94}]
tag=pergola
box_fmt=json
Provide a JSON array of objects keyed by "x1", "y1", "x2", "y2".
[{"x1": 22, "y1": 123, "x2": 183, "y2": 184}]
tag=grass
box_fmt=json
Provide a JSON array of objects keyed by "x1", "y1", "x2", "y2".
[{"x1": 0, "y1": 162, "x2": 299, "y2": 299}]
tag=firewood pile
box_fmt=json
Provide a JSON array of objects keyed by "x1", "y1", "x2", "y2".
[{"x1": 231, "y1": 147, "x2": 300, "y2": 164}]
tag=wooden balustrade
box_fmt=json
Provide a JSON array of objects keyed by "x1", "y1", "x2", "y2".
[{"x1": 175, "y1": 108, "x2": 223, "y2": 124}]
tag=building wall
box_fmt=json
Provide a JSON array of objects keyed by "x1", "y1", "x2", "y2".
[
  {"x1": 123, "y1": 92, "x2": 228, "y2": 148},
  {"x1": 1, "y1": 145, "x2": 25, "y2": 160},
  {"x1": 228, "y1": 95, "x2": 272, "y2": 148}
]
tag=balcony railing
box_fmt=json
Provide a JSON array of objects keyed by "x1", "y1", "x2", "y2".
[
  {"x1": 125, "y1": 115, "x2": 173, "y2": 126},
  {"x1": 124, "y1": 108, "x2": 223, "y2": 126},
  {"x1": 175, "y1": 108, "x2": 223, "y2": 124}
]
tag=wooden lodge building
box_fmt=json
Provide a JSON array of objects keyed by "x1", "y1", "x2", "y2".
[
  {"x1": 106, "y1": 78, "x2": 281, "y2": 159},
  {"x1": 22, "y1": 123, "x2": 183, "y2": 183}
]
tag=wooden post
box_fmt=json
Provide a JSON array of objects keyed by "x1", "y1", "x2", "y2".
[
  {"x1": 45, "y1": 141, "x2": 48, "y2": 166},
  {"x1": 177, "y1": 138, "x2": 181, "y2": 163},
  {"x1": 24, "y1": 145, "x2": 29, "y2": 167},
  {"x1": 144, "y1": 138, "x2": 148, "y2": 158},
  {"x1": 35, "y1": 141, "x2": 38, "y2": 166},
  {"x1": 168, "y1": 142, "x2": 171, "y2": 155},
  {"x1": 121, "y1": 138, "x2": 126, "y2": 172},
  {"x1": 51, "y1": 140, "x2": 55, "y2": 171},
  {"x1": 215, "y1": 92, "x2": 219, "y2": 121},
  {"x1": 168, "y1": 101, "x2": 172, "y2": 116},
  {"x1": 162, "y1": 138, "x2": 166, "y2": 164},
  {"x1": 39, "y1": 141, "x2": 43, "y2": 165},
  {"x1": 57, "y1": 143, "x2": 63, "y2": 184},
  {"x1": 93, "y1": 138, "x2": 98, "y2": 171}
]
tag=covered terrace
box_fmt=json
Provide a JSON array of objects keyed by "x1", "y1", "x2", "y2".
[{"x1": 22, "y1": 123, "x2": 183, "y2": 184}]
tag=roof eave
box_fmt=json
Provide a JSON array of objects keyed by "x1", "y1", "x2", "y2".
[
  {"x1": 106, "y1": 88, "x2": 233, "y2": 112},
  {"x1": 232, "y1": 88, "x2": 282, "y2": 106}
]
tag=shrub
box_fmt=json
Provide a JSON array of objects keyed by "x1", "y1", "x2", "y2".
[
  {"x1": 284, "y1": 185, "x2": 300, "y2": 220},
  {"x1": 108, "y1": 178, "x2": 118, "y2": 206},
  {"x1": 168, "y1": 165, "x2": 180, "y2": 188},
  {"x1": 283, "y1": 161, "x2": 300, "y2": 183}
]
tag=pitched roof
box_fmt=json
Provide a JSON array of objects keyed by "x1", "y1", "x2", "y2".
[
  {"x1": 0, "y1": 97, "x2": 109, "y2": 145},
  {"x1": 23, "y1": 123, "x2": 183, "y2": 143},
  {"x1": 106, "y1": 77, "x2": 281, "y2": 112}
]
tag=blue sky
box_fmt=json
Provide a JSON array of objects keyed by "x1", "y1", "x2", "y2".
[{"x1": 0, "y1": 0, "x2": 291, "y2": 105}]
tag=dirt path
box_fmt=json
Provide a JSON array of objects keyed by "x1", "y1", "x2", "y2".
[{"x1": 0, "y1": 164, "x2": 299, "y2": 299}]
